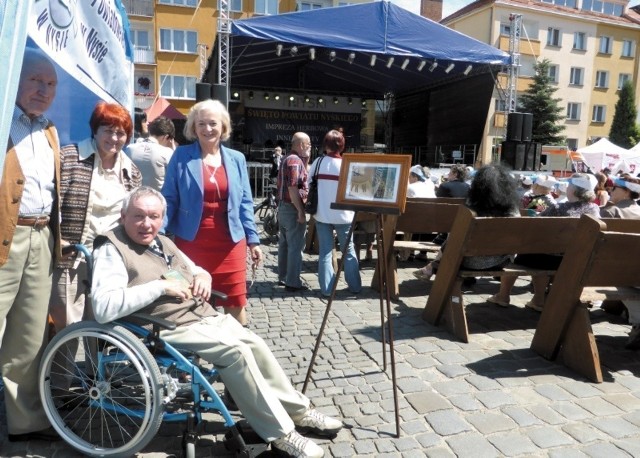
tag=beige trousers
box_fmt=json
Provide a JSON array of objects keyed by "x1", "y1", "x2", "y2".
[
  {"x1": 161, "y1": 314, "x2": 310, "y2": 442},
  {"x1": 0, "y1": 225, "x2": 53, "y2": 434}
]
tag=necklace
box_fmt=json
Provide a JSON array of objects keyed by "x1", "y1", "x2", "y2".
[{"x1": 204, "y1": 163, "x2": 222, "y2": 199}]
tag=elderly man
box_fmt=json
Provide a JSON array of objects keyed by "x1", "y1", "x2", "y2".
[
  {"x1": 92, "y1": 186, "x2": 341, "y2": 457},
  {"x1": 0, "y1": 48, "x2": 62, "y2": 441},
  {"x1": 276, "y1": 132, "x2": 311, "y2": 291}
]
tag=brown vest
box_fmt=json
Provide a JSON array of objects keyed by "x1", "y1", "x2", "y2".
[
  {"x1": 101, "y1": 226, "x2": 217, "y2": 329},
  {"x1": 0, "y1": 123, "x2": 61, "y2": 266}
]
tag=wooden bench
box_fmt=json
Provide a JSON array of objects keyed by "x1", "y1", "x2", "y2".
[
  {"x1": 531, "y1": 215, "x2": 640, "y2": 382},
  {"x1": 422, "y1": 206, "x2": 582, "y2": 342},
  {"x1": 372, "y1": 200, "x2": 463, "y2": 299}
]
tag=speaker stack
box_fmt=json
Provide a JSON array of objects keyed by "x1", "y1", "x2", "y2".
[
  {"x1": 501, "y1": 112, "x2": 539, "y2": 171},
  {"x1": 195, "y1": 83, "x2": 212, "y2": 102}
]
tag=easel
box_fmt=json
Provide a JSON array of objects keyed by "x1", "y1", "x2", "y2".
[{"x1": 301, "y1": 203, "x2": 401, "y2": 438}]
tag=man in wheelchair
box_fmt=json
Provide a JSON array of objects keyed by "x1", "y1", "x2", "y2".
[{"x1": 91, "y1": 186, "x2": 341, "y2": 457}]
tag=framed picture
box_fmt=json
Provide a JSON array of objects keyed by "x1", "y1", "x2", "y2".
[{"x1": 335, "y1": 153, "x2": 412, "y2": 212}]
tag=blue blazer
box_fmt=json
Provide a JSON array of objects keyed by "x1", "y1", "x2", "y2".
[{"x1": 161, "y1": 142, "x2": 260, "y2": 245}]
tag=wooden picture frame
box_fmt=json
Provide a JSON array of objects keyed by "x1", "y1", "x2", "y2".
[{"x1": 335, "y1": 153, "x2": 412, "y2": 212}]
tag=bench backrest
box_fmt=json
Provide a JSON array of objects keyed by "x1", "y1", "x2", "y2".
[
  {"x1": 599, "y1": 217, "x2": 640, "y2": 234},
  {"x1": 395, "y1": 201, "x2": 462, "y2": 235}
]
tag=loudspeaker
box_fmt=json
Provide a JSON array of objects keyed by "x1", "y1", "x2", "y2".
[
  {"x1": 507, "y1": 112, "x2": 524, "y2": 142},
  {"x1": 524, "y1": 142, "x2": 541, "y2": 171},
  {"x1": 195, "y1": 83, "x2": 212, "y2": 102},
  {"x1": 501, "y1": 141, "x2": 526, "y2": 170},
  {"x1": 212, "y1": 84, "x2": 228, "y2": 107},
  {"x1": 521, "y1": 113, "x2": 533, "y2": 142}
]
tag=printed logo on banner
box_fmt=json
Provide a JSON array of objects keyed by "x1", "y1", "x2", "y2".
[{"x1": 29, "y1": 0, "x2": 134, "y2": 144}]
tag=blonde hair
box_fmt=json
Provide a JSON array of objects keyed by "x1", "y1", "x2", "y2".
[{"x1": 183, "y1": 99, "x2": 231, "y2": 142}]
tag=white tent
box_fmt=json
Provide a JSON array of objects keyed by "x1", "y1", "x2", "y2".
[{"x1": 575, "y1": 138, "x2": 640, "y2": 175}]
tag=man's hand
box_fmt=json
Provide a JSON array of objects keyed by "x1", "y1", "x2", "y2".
[
  {"x1": 162, "y1": 280, "x2": 192, "y2": 301},
  {"x1": 190, "y1": 272, "x2": 212, "y2": 302}
]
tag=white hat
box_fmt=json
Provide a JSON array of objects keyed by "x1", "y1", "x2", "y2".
[
  {"x1": 569, "y1": 174, "x2": 598, "y2": 191},
  {"x1": 522, "y1": 176, "x2": 533, "y2": 186},
  {"x1": 535, "y1": 175, "x2": 558, "y2": 189},
  {"x1": 556, "y1": 181, "x2": 569, "y2": 193},
  {"x1": 410, "y1": 165, "x2": 427, "y2": 182},
  {"x1": 613, "y1": 177, "x2": 640, "y2": 193}
]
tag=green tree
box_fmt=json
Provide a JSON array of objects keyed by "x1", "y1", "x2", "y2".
[
  {"x1": 518, "y1": 58, "x2": 566, "y2": 145},
  {"x1": 609, "y1": 80, "x2": 639, "y2": 148}
]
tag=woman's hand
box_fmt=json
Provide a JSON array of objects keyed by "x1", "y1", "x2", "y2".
[{"x1": 249, "y1": 245, "x2": 263, "y2": 267}]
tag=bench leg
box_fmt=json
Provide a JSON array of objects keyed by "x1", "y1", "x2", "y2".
[
  {"x1": 554, "y1": 305, "x2": 603, "y2": 383},
  {"x1": 439, "y1": 279, "x2": 469, "y2": 343}
]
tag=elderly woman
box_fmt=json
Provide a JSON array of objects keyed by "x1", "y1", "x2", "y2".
[
  {"x1": 162, "y1": 99, "x2": 262, "y2": 326},
  {"x1": 307, "y1": 130, "x2": 361, "y2": 297},
  {"x1": 489, "y1": 173, "x2": 600, "y2": 311},
  {"x1": 50, "y1": 101, "x2": 142, "y2": 333},
  {"x1": 521, "y1": 174, "x2": 558, "y2": 214},
  {"x1": 600, "y1": 174, "x2": 640, "y2": 218}
]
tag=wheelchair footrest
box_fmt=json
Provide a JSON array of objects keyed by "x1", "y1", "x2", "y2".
[{"x1": 224, "y1": 421, "x2": 269, "y2": 457}]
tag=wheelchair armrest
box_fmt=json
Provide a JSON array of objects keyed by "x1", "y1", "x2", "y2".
[
  {"x1": 211, "y1": 289, "x2": 228, "y2": 301},
  {"x1": 124, "y1": 312, "x2": 177, "y2": 331}
]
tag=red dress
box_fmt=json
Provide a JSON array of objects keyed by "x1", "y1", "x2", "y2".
[{"x1": 175, "y1": 163, "x2": 247, "y2": 308}]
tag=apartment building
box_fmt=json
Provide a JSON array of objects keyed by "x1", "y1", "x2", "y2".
[{"x1": 442, "y1": 0, "x2": 640, "y2": 162}]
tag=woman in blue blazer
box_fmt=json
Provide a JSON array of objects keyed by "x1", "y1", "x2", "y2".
[{"x1": 162, "y1": 99, "x2": 262, "y2": 325}]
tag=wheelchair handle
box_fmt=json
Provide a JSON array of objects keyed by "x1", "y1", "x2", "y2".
[{"x1": 62, "y1": 243, "x2": 93, "y2": 281}]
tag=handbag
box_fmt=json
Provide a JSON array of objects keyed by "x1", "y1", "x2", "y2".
[{"x1": 305, "y1": 156, "x2": 324, "y2": 215}]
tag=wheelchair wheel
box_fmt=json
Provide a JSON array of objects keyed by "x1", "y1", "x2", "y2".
[{"x1": 39, "y1": 321, "x2": 164, "y2": 457}]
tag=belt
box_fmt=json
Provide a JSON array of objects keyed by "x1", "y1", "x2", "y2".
[{"x1": 17, "y1": 216, "x2": 50, "y2": 230}]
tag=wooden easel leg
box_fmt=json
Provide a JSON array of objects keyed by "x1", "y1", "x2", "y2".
[
  {"x1": 302, "y1": 216, "x2": 358, "y2": 394},
  {"x1": 376, "y1": 213, "x2": 401, "y2": 438}
]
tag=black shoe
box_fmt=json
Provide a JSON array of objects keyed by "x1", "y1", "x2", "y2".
[
  {"x1": 285, "y1": 284, "x2": 309, "y2": 292},
  {"x1": 8, "y1": 428, "x2": 61, "y2": 442},
  {"x1": 278, "y1": 280, "x2": 285, "y2": 286}
]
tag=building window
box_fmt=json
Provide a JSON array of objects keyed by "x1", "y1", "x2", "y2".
[
  {"x1": 595, "y1": 71, "x2": 609, "y2": 88},
  {"x1": 599, "y1": 36, "x2": 612, "y2": 54},
  {"x1": 299, "y1": 2, "x2": 324, "y2": 9},
  {"x1": 495, "y1": 98, "x2": 507, "y2": 112},
  {"x1": 160, "y1": 74, "x2": 197, "y2": 99},
  {"x1": 622, "y1": 39, "x2": 635, "y2": 57},
  {"x1": 548, "y1": 64, "x2": 559, "y2": 83},
  {"x1": 500, "y1": 23, "x2": 511, "y2": 36},
  {"x1": 567, "y1": 138, "x2": 578, "y2": 150},
  {"x1": 573, "y1": 32, "x2": 586, "y2": 50},
  {"x1": 547, "y1": 27, "x2": 561, "y2": 47},
  {"x1": 542, "y1": 0, "x2": 577, "y2": 6},
  {"x1": 158, "y1": 0, "x2": 198, "y2": 6},
  {"x1": 255, "y1": 0, "x2": 278, "y2": 14},
  {"x1": 569, "y1": 67, "x2": 584, "y2": 86},
  {"x1": 218, "y1": 0, "x2": 242, "y2": 11},
  {"x1": 567, "y1": 102, "x2": 581, "y2": 121},
  {"x1": 618, "y1": 73, "x2": 631, "y2": 90},
  {"x1": 592, "y1": 105, "x2": 606, "y2": 123},
  {"x1": 159, "y1": 29, "x2": 197, "y2": 53},
  {"x1": 582, "y1": 0, "x2": 623, "y2": 16}
]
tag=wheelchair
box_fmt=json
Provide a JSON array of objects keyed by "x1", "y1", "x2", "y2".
[{"x1": 38, "y1": 245, "x2": 258, "y2": 457}]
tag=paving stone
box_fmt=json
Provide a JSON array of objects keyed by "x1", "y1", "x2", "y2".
[
  {"x1": 424, "y1": 410, "x2": 472, "y2": 436},
  {"x1": 550, "y1": 401, "x2": 594, "y2": 422},
  {"x1": 579, "y1": 442, "x2": 635, "y2": 458},
  {"x1": 487, "y1": 432, "x2": 540, "y2": 457},
  {"x1": 527, "y1": 426, "x2": 575, "y2": 448},
  {"x1": 588, "y1": 416, "x2": 640, "y2": 439},
  {"x1": 445, "y1": 432, "x2": 500, "y2": 457},
  {"x1": 465, "y1": 411, "x2": 517, "y2": 434},
  {"x1": 575, "y1": 397, "x2": 625, "y2": 416},
  {"x1": 527, "y1": 403, "x2": 570, "y2": 425},
  {"x1": 561, "y1": 422, "x2": 608, "y2": 444},
  {"x1": 405, "y1": 391, "x2": 451, "y2": 414}
]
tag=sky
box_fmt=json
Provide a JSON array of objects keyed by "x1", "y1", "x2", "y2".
[{"x1": 391, "y1": 0, "x2": 640, "y2": 19}]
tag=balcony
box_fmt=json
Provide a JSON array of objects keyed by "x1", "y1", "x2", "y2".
[
  {"x1": 134, "y1": 46, "x2": 155, "y2": 64},
  {"x1": 122, "y1": 0, "x2": 153, "y2": 17},
  {"x1": 135, "y1": 93, "x2": 156, "y2": 110}
]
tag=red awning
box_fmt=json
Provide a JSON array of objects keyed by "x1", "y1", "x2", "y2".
[{"x1": 144, "y1": 97, "x2": 186, "y2": 122}]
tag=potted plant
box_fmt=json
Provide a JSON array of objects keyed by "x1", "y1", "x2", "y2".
[{"x1": 137, "y1": 76, "x2": 151, "y2": 90}]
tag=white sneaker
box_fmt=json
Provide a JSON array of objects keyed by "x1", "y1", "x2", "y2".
[
  {"x1": 292, "y1": 409, "x2": 343, "y2": 436},
  {"x1": 271, "y1": 430, "x2": 324, "y2": 457}
]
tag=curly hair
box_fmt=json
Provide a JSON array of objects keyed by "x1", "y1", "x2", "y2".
[{"x1": 466, "y1": 164, "x2": 519, "y2": 216}]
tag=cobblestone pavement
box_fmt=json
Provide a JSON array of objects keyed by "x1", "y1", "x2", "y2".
[{"x1": 2, "y1": 219, "x2": 640, "y2": 457}]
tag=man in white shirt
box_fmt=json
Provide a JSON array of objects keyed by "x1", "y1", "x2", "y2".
[
  {"x1": 407, "y1": 164, "x2": 436, "y2": 198},
  {"x1": 92, "y1": 186, "x2": 342, "y2": 457}
]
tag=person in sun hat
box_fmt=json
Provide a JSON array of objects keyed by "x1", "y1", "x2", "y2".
[
  {"x1": 488, "y1": 172, "x2": 600, "y2": 312},
  {"x1": 407, "y1": 164, "x2": 436, "y2": 198},
  {"x1": 521, "y1": 174, "x2": 557, "y2": 214},
  {"x1": 599, "y1": 174, "x2": 640, "y2": 219},
  {"x1": 554, "y1": 180, "x2": 569, "y2": 203}
]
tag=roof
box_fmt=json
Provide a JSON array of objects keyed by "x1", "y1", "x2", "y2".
[
  {"x1": 210, "y1": 1, "x2": 509, "y2": 98},
  {"x1": 144, "y1": 97, "x2": 186, "y2": 122},
  {"x1": 443, "y1": 0, "x2": 640, "y2": 27}
]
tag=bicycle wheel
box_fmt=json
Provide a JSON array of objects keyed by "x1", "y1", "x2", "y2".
[{"x1": 39, "y1": 321, "x2": 165, "y2": 457}]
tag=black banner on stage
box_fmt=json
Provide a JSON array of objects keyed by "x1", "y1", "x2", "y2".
[{"x1": 243, "y1": 108, "x2": 361, "y2": 150}]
